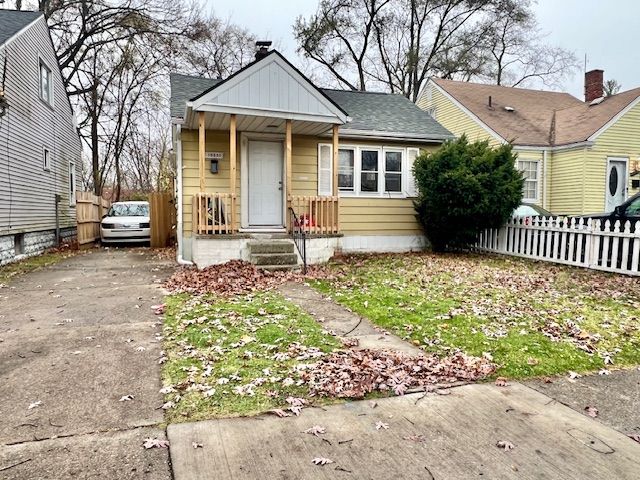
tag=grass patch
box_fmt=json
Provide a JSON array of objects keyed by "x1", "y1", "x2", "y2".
[
  {"x1": 0, "y1": 249, "x2": 76, "y2": 284},
  {"x1": 162, "y1": 292, "x2": 340, "y2": 422},
  {"x1": 312, "y1": 253, "x2": 640, "y2": 379}
]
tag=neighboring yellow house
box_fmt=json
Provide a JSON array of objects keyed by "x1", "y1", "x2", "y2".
[
  {"x1": 417, "y1": 70, "x2": 640, "y2": 215},
  {"x1": 170, "y1": 47, "x2": 452, "y2": 268}
]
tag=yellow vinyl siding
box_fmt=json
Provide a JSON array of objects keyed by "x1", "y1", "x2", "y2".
[
  {"x1": 548, "y1": 147, "x2": 587, "y2": 214},
  {"x1": 181, "y1": 129, "x2": 239, "y2": 236},
  {"x1": 340, "y1": 198, "x2": 421, "y2": 234},
  {"x1": 418, "y1": 84, "x2": 502, "y2": 147},
  {"x1": 585, "y1": 99, "x2": 640, "y2": 210},
  {"x1": 181, "y1": 131, "x2": 435, "y2": 236}
]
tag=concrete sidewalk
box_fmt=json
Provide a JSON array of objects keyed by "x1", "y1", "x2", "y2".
[
  {"x1": 0, "y1": 248, "x2": 175, "y2": 479},
  {"x1": 168, "y1": 381, "x2": 640, "y2": 480}
]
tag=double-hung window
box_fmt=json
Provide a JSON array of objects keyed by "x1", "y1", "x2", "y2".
[
  {"x1": 517, "y1": 159, "x2": 539, "y2": 202},
  {"x1": 383, "y1": 149, "x2": 403, "y2": 193},
  {"x1": 39, "y1": 60, "x2": 53, "y2": 106},
  {"x1": 360, "y1": 149, "x2": 380, "y2": 193},
  {"x1": 338, "y1": 148, "x2": 355, "y2": 192}
]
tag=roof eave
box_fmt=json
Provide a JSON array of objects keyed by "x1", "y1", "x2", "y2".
[
  {"x1": 0, "y1": 13, "x2": 43, "y2": 48},
  {"x1": 335, "y1": 128, "x2": 453, "y2": 143}
]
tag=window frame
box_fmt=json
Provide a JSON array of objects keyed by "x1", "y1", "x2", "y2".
[
  {"x1": 337, "y1": 146, "x2": 356, "y2": 193},
  {"x1": 39, "y1": 59, "x2": 53, "y2": 107},
  {"x1": 68, "y1": 161, "x2": 76, "y2": 206},
  {"x1": 318, "y1": 143, "x2": 419, "y2": 198},
  {"x1": 43, "y1": 147, "x2": 51, "y2": 171},
  {"x1": 517, "y1": 159, "x2": 540, "y2": 203},
  {"x1": 382, "y1": 147, "x2": 404, "y2": 196}
]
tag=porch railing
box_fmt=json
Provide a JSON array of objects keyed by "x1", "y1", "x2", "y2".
[
  {"x1": 289, "y1": 195, "x2": 339, "y2": 234},
  {"x1": 192, "y1": 192, "x2": 236, "y2": 234},
  {"x1": 288, "y1": 207, "x2": 307, "y2": 273}
]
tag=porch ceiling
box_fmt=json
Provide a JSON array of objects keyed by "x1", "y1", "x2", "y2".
[{"x1": 184, "y1": 111, "x2": 334, "y2": 136}]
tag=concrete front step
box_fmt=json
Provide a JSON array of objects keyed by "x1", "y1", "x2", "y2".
[
  {"x1": 250, "y1": 253, "x2": 298, "y2": 266},
  {"x1": 258, "y1": 264, "x2": 302, "y2": 272},
  {"x1": 248, "y1": 240, "x2": 295, "y2": 254}
]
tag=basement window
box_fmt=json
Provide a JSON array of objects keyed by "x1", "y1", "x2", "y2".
[{"x1": 14, "y1": 233, "x2": 25, "y2": 255}]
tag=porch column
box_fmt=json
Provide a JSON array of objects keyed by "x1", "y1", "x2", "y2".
[
  {"x1": 198, "y1": 111, "x2": 206, "y2": 192},
  {"x1": 230, "y1": 114, "x2": 237, "y2": 232},
  {"x1": 285, "y1": 119, "x2": 292, "y2": 228},
  {"x1": 332, "y1": 125, "x2": 339, "y2": 196},
  {"x1": 332, "y1": 125, "x2": 340, "y2": 233}
]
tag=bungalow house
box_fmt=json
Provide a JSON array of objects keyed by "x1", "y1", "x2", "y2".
[
  {"x1": 0, "y1": 9, "x2": 81, "y2": 264},
  {"x1": 170, "y1": 45, "x2": 452, "y2": 268},
  {"x1": 417, "y1": 70, "x2": 640, "y2": 215}
]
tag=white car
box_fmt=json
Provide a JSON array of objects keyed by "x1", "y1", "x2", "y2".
[{"x1": 100, "y1": 201, "x2": 151, "y2": 244}]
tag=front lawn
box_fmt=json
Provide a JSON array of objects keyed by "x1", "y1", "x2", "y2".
[
  {"x1": 161, "y1": 292, "x2": 340, "y2": 423},
  {"x1": 312, "y1": 253, "x2": 640, "y2": 378}
]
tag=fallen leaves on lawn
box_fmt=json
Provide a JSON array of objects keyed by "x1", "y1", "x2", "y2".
[
  {"x1": 143, "y1": 438, "x2": 169, "y2": 449},
  {"x1": 312, "y1": 457, "x2": 334, "y2": 466},
  {"x1": 304, "y1": 425, "x2": 326, "y2": 436},
  {"x1": 496, "y1": 440, "x2": 515, "y2": 451},
  {"x1": 303, "y1": 349, "x2": 495, "y2": 399},
  {"x1": 164, "y1": 260, "x2": 332, "y2": 297},
  {"x1": 270, "y1": 409, "x2": 292, "y2": 418},
  {"x1": 151, "y1": 304, "x2": 166, "y2": 315},
  {"x1": 584, "y1": 406, "x2": 599, "y2": 418}
]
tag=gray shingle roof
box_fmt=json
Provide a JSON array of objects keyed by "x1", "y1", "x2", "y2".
[
  {"x1": 322, "y1": 89, "x2": 451, "y2": 139},
  {"x1": 170, "y1": 73, "x2": 220, "y2": 118},
  {"x1": 170, "y1": 72, "x2": 452, "y2": 140},
  {"x1": 0, "y1": 9, "x2": 42, "y2": 46}
]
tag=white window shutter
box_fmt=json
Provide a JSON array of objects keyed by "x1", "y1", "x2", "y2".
[
  {"x1": 318, "y1": 143, "x2": 333, "y2": 196},
  {"x1": 406, "y1": 148, "x2": 420, "y2": 197}
]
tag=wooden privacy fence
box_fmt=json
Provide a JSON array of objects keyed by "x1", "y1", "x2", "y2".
[
  {"x1": 76, "y1": 191, "x2": 111, "y2": 245},
  {"x1": 149, "y1": 192, "x2": 177, "y2": 248},
  {"x1": 476, "y1": 217, "x2": 640, "y2": 276},
  {"x1": 290, "y1": 195, "x2": 339, "y2": 234}
]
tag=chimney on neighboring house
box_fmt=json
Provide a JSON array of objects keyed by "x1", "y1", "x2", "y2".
[
  {"x1": 255, "y1": 41, "x2": 272, "y2": 61},
  {"x1": 585, "y1": 69, "x2": 604, "y2": 102}
]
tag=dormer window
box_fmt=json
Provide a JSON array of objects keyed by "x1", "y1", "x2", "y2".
[{"x1": 39, "y1": 60, "x2": 52, "y2": 106}]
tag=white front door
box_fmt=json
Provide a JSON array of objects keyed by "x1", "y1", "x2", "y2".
[
  {"x1": 606, "y1": 158, "x2": 628, "y2": 212},
  {"x1": 248, "y1": 140, "x2": 283, "y2": 226}
]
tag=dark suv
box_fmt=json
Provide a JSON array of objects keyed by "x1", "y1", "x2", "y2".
[{"x1": 583, "y1": 192, "x2": 640, "y2": 231}]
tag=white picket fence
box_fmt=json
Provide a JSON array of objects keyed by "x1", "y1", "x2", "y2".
[{"x1": 476, "y1": 217, "x2": 640, "y2": 276}]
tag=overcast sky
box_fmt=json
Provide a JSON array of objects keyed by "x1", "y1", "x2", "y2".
[{"x1": 203, "y1": 0, "x2": 640, "y2": 99}]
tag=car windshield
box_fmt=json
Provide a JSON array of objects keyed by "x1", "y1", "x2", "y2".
[
  {"x1": 627, "y1": 197, "x2": 640, "y2": 216},
  {"x1": 107, "y1": 203, "x2": 149, "y2": 217}
]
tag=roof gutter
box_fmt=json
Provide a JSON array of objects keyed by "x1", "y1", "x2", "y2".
[{"x1": 333, "y1": 128, "x2": 454, "y2": 143}]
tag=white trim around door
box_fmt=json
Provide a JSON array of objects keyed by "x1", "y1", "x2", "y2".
[
  {"x1": 240, "y1": 132, "x2": 287, "y2": 230},
  {"x1": 605, "y1": 157, "x2": 628, "y2": 212}
]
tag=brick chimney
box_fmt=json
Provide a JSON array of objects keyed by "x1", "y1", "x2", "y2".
[{"x1": 585, "y1": 69, "x2": 604, "y2": 102}]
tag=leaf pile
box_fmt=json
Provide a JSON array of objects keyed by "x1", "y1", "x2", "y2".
[
  {"x1": 302, "y1": 348, "x2": 496, "y2": 398},
  {"x1": 164, "y1": 260, "x2": 333, "y2": 297}
]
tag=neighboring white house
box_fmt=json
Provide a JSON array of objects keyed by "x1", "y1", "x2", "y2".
[{"x1": 0, "y1": 9, "x2": 81, "y2": 264}]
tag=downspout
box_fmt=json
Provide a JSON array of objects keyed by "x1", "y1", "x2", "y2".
[
  {"x1": 542, "y1": 149, "x2": 548, "y2": 210},
  {"x1": 175, "y1": 123, "x2": 193, "y2": 266}
]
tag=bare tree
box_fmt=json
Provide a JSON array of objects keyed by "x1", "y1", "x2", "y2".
[
  {"x1": 478, "y1": 0, "x2": 579, "y2": 88},
  {"x1": 295, "y1": 0, "x2": 579, "y2": 98},
  {"x1": 294, "y1": 0, "x2": 392, "y2": 91},
  {"x1": 603, "y1": 79, "x2": 622, "y2": 96}
]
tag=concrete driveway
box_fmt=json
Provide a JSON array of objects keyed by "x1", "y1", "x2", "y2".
[{"x1": 0, "y1": 248, "x2": 175, "y2": 479}]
